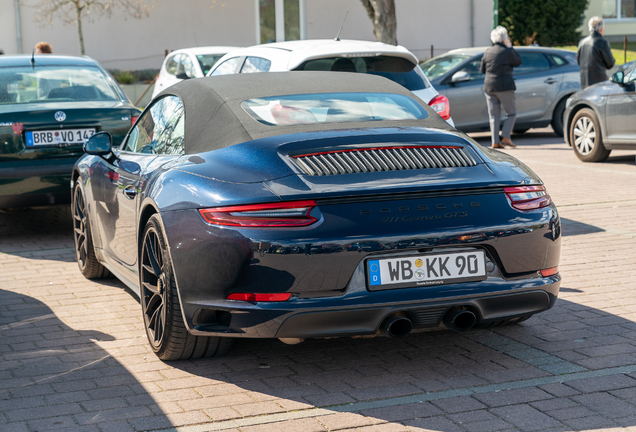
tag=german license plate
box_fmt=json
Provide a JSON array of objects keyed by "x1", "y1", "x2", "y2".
[
  {"x1": 367, "y1": 250, "x2": 486, "y2": 290},
  {"x1": 26, "y1": 128, "x2": 96, "y2": 146}
]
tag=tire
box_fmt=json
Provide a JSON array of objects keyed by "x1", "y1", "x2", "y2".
[
  {"x1": 569, "y1": 108, "x2": 611, "y2": 162},
  {"x1": 550, "y1": 98, "x2": 567, "y2": 137},
  {"x1": 140, "y1": 214, "x2": 233, "y2": 360},
  {"x1": 72, "y1": 183, "x2": 110, "y2": 279}
]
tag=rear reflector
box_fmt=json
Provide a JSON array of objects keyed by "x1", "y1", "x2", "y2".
[
  {"x1": 428, "y1": 94, "x2": 451, "y2": 120},
  {"x1": 540, "y1": 267, "x2": 559, "y2": 277},
  {"x1": 199, "y1": 200, "x2": 318, "y2": 227},
  {"x1": 227, "y1": 293, "x2": 292, "y2": 302},
  {"x1": 504, "y1": 185, "x2": 551, "y2": 211},
  {"x1": 131, "y1": 116, "x2": 139, "y2": 126}
]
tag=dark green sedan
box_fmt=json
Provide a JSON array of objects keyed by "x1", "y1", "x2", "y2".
[{"x1": 0, "y1": 55, "x2": 141, "y2": 209}]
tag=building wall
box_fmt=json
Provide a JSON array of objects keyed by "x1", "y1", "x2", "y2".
[
  {"x1": 1, "y1": 0, "x2": 493, "y2": 70},
  {"x1": 580, "y1": 0, "x2": 636, "y2": 40},
  {"x1": 305, "y1": 0, "x2": 493, "y2": 60},
  {"x1": 1, "y1": 0, "x2": 256, "y2": 70}
]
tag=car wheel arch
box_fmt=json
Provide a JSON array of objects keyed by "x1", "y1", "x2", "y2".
[
  {"x1": 567, "y1": 103, "x2": 607, "y2": 141},
  {"x1": 136, "y1": 201, "x2": 190, "y2": 330},
  {"x1": 550, "y1": 94, "x2": 574, "y2": 137},
  {"x1": 137, "y1": 200, "x2": 160, "y2": 256}
]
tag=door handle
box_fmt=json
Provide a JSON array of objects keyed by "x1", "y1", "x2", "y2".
[
  {"x1": 544, "y1": 78, "x2": 558, "y2": 84},
  {"x1": 123, "y1": 186, "x2": 137, "y2": 199}
]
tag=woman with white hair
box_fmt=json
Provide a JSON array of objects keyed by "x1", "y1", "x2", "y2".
[
  {"x1": 577, "y1": 16, "x2": 615, "y2": 89},
  {"x1": 480, "y1": 25, "x2": 522, "y2": 149}
]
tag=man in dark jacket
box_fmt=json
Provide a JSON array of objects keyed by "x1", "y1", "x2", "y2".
[
  {"x1": 578, "y1": 16, "x2": 615, "y2": 89},
  {"x1": 480, "y1": 26, "x2": 522, "y2": 148}
]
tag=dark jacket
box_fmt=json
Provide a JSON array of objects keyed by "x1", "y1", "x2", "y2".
[
  {"x1": 480, "y1": 43, "x2": 522, "y2": 93},
  {"x1": 577, "y1": 31, "x2": 615, "y2": 89}
]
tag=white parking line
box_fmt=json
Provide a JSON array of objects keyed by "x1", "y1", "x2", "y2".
[{"x1": 154, "y1": 364, "x2": 636, "y2": 432}]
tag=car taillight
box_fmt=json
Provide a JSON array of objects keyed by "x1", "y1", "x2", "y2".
[
  {"x1": 227, "y1": 293, "x2": 291, "y2": 302},
  {"x1": 504, "y1": 185, "x2": 552, "y2": 210},
  {"x1": 199, "y1": 200, "x2": 318, "y2": 227},
  {"x1": 540, "y1": 266, "x2": 559, "y2": 277},
  {"x1": 131, "y1": 116, "x2": 139, "y2": 126},
  {"x1": 428, "y1": 94, "x2": 451, "y2": 120}
]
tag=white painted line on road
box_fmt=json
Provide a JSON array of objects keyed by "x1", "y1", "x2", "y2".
[
  {"x1": 154, "y1": 364, "x2": 636, "y2": 432},
  {"x1": 558, "y1": 199, "x2": 636, "y2": 208}
]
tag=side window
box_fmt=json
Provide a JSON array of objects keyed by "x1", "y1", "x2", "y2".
[
  {"x1": 180, "y1": 55, "x2": 195, "y2": 78},
  {"x1": 241, "y1": 57, "x2": 272, "y2": 73},
  {"x1": 458, "y1": 58, "x2": 484, "y2": 81},
  {"x1": 122, "y1": 96, "x2": 185, "y2": 155},
  {"x1": 515, "y1": 52, "x2": 551, "y2": 75},
  {"x1": 165, "y1": 54, "x2": 179, "y2": 75},
  {"x1": 210, "y1": 57, "x2": 243, "y2": 76},
  {"x1": 625, "y1": 66, "x2": 636, "y2": 83},
  {"x1": 549, "y1": 54, "x2": 566, "y2": 67},
  {"x1": 153, "y1": 97, "x2": 185, "y2": 155}
]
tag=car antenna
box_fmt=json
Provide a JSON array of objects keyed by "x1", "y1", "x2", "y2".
[
  {"x1": 30, "y1": 49, "x2": 35, "y2": 69},
  {"x1": 334, "y1": 10, "x2": 348, "y2": 41}
]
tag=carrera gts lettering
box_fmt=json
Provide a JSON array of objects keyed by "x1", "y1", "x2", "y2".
[
  {"x1": 382, "y1": 211, "x2": 469, "y2": 223},
  {"x1": 363, "y1": 201, "x2": 480, "y2": 216}
]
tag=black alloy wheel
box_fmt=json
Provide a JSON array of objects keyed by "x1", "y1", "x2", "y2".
[
  {"x1": 570, "y1": 108, "x2": 611, "y2": 162},
  {"x1": 72, "y1": 182, "x2": 109, "y2": 279},
  {"x1": 140, "y1": 214, "x2": 233, "y2": 360}
]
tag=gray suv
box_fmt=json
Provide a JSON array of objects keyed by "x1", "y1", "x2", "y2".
[{"x1": 421, "y1": 46, "x2": 581, "y2": 136}]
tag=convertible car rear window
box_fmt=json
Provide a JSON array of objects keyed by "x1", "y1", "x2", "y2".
[
  {"x1": 0, "y1": 65, "x2": 120, "y2": 104},
  {"x1": 241, "y1": 92, "x2": 429, "y2": 126}
]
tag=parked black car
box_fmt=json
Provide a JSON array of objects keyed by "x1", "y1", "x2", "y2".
[{"x1": 0, "y1": 55, "x2": 140, "y2": 209}]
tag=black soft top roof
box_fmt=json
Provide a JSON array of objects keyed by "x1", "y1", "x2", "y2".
[{"x1": 158, "y1": 71, "x2": 453, "y2": 155}]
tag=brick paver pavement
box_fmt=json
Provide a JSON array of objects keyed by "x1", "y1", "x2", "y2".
[{"x1": 1, "y1": 128, "x2": 636, "y2": 432}]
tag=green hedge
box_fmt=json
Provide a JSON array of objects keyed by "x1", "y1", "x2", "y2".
[
  {"x1": 499, "y1": 0, "x2": 589, "y2": 46},
  {"x1": 109, "y1": 69, "x2": 159, "y2": 84}
]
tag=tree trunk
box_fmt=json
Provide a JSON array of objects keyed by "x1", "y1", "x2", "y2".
[
  {"x1": 75, "y1": 1, "x2": 85, "y2": 55},
  {"x1": 359, "y1": 0, "x2": 397, "y2": 45}
]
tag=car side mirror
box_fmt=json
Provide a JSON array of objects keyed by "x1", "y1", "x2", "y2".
[
  {"x1": 175, "y1": 72, "x2": 191, "y2": 80},
  {"x1": 84, "y1": 131, "x2": 113, "y2": 156},
  {"x1": 450, "y1": 71, "x2": 471, "y2": 84},
  {"x1": 611, "y1": 71, "x2": 624, "y2": 85}
]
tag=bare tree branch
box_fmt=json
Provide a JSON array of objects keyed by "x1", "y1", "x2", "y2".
[{"x1": 29, "y1": 0, "x2": 155, "y2": 55}]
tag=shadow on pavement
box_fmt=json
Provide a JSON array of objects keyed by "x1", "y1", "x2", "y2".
[
  {"x1": 0, "y1": 205, "x2": 75, "y2": 263},
  {"x1": 0, "y1": 287, "x2": 174, "y2": 431},
  {"x1": 561, "y1": 218, "x2": 605, "y2": 236}
]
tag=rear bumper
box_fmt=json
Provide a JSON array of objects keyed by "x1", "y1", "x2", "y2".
[
  {"x1": 0, "y1": 159, "x2": 75, "y2": 208},
  {"x1": 184, "y1": 275, "x2": 560, "y2": 338},
  {"x1": 159, "y1": 197, "x2": 561, "y2": 340}
]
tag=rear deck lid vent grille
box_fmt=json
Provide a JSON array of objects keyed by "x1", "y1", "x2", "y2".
[{"x1": 291, "y1": 146, "x2": 478, "y2": 176}]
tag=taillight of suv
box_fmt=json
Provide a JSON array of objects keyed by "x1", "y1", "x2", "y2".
[{"x1": 428, "y1": 94, "x2": 451, "y2": 120}]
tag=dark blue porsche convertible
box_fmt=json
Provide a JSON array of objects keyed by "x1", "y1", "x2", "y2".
[{"x1": 73, "y1": 72, "x2": 561, "y2": 360}]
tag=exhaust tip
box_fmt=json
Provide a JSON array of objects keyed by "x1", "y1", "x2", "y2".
[
  {"x1": 380, "y1": 316, "x2": 413, "y2": 339},
  {"x1": 443, "y1": 309, "x2": 477, "y2": 332}
]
